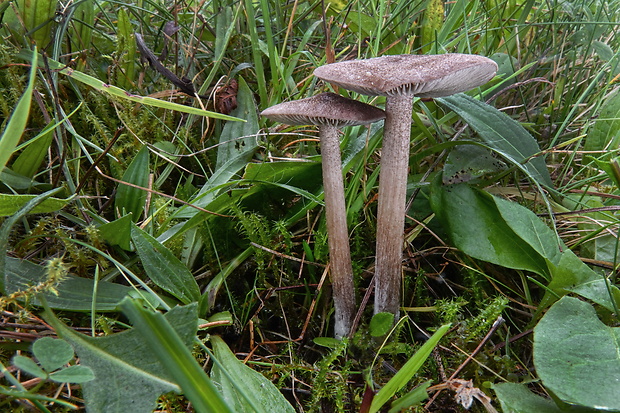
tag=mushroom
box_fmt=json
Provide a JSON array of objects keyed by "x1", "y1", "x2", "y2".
[
  {"x1": 314, "y1": 54, "x2": 498, "y2": 317},
  {"x1": 261, "y1": 92, "x2": 386, "y2": 339}
]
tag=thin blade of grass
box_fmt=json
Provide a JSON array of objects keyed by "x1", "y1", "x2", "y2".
[
  {"x1": 0, "y1": 186, "x2": 63, "y2": 293},
  {"x1": 369, "y1": 324, "x2": 451, "y2": 413},
  {"x1": 0, "y1": 48, "x2": 37, "y2": 172},
  {"x1": 16, "y1": 51, "x2": 243, "y2": 122}
]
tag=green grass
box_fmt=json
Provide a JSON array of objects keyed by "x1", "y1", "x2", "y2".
[{"x1": 0, "y1": 0, "x2": 619, "y2": 411}]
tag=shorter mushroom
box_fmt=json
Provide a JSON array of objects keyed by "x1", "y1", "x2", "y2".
[{"x1": 261, "y1": 93, "x2": 386, "y2": 339}]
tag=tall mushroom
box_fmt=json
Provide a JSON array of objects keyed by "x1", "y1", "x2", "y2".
[
  {"x1": 314, "y1": 54, "x2": 498, "y2": 317},
  {"x1": 261, "y1": 92, "x2": 386, "y2": 339}
]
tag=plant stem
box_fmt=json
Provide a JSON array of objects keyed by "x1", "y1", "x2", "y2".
[
  {"x1": 374, "y1": 94, "x2": 414, "y2": 317},
  {"x1": 321, "y1": 125, "x2": 355, "y2": 339}
]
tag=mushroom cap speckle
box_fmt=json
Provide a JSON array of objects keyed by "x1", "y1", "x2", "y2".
[
  {"x1": 260, "y1": 92, "x2": 386, "y2": 127},
  {"x1": 314, "y1": 54, "x2": 498, "y2": 98}
]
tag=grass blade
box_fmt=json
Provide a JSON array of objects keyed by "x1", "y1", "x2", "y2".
[
  {"x1": 0, "y1": 187, "x2": 63, "y2": 293},
  {"x1": 0, "y1": 48, "x2": 37, "y2": 172},
  {"x1": 16, "y1": 51, "x2": 243, "y2": 122},
  {"x1": 369, "y1": 324, "x2": 451, "y2": 413}
]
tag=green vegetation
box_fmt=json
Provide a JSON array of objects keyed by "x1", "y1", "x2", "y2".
[{"x1": 0, "y1": 0, "x2": 619, "y2": 411}]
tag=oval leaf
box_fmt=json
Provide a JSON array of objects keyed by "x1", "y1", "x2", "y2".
[
  {"x1": 210, "y1": 335, "x2": 296, "y2": 413},
  {"x1": 115, "y1": 146, "x2": 149, "y2": 222},
  {"x1": 438, "y1": 94, "x2": 553, "y2": 189},
  {"x1": 49, "y1": 365, "x2": 95, "y2": 383},
  {"x1": 12, "y1": 355, "x2": 47, "y2": 379},
  {"x1": 33, "y1": 337, "x2": 74, "y2": 371},
  {"x1": 131, "y1": 224, "x2": 200, "y2": 303},
  {"x1": 534, "y1": 296, "x2": 620, "y2": 411}
]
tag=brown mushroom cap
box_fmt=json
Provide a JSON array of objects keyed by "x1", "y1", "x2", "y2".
[
  {"x1": 260, "y1": 92, "x2": 386, "y2": 127},
  {"x1": 313, "y1": 54, "x2": 498, "y2": 98}
]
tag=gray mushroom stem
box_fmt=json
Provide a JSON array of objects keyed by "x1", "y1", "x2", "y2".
[
  {"x1": 260, "y1": 93, "x2": 386, "y2": 339},
  {"x1": 374, "y1": 95, "x2": 415, "y2": 316},
  {"x1": 319, "y1": 125, "x2": 356, "y2": 338}
]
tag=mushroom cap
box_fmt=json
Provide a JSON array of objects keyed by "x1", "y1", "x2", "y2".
[
  {"x1": 313, "y1": 54, "x2": 498, "y2": 98},
  {"x1": 260, "y1": 92, "x2": 386, "y2": 127}
]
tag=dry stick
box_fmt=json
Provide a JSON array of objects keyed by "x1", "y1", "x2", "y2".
[
  {"x1": 242, "y1": 265, "x2": 331, "y2": 363},
  {"x1": 93, "y1": 166, "x2": 231, "y2": 217},
  {"x1": 250, "y1": 242, "x2": 325, "y2": 268},
  {"x1": 74, "y1": 127, "x2": 124, "y2": 194}
]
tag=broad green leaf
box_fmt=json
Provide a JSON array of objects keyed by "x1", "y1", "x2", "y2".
[
  {"x1": 5, "y1": 257, "x2": 132, "y2": 311},
  {"x1": 313, "y1": 337, "x2": 342, "y2": 349},
  {"x1": 210, "y1": 335, "x2": 296, "y2": 413},
  {"x1": 0, "y1": 193, "x2": 70, "y2": 217},
  {"x1": 177, "y1": 77, "x2": 259, "y2": 218},
  {"x1": 429, "y1": 180, "x2": 549, "y2": 274},
  {"x1": 215, "y1": 77, "x2": 259, "y2": 170},
  {"x1": 11, "y1": 122, "x2": 54, "y2": 178},
  {"x1": 0, "y1": 187, "x2": 63, "y2": 293},
  {"x1": 369, "y1": 312, "x2": 396, "y2": 337},
  {"x1": 19, "y1": 0, "x2": 57, "y2": 47},
  {"x1": 33, "y1": 337, "x2": 74, "y2": 371},
  {"x1": 369, "y1": 324, "x2": 450, "y2": 413},
  {"x1": 131, "y1": 225, "x2": 200, "y2": 303},
  {"x1": 546, "y1": 252, "x2": 620, "y2": 317},
  {"x1": 0, "y1": 49, "x2": 37, "y2": 172},
  {"x1": 534, "y1": 297, "x2": 620, "y2": 411},
  {"x1": 115, "y1": 146, "x2": 149, "y2": 222},
  {"x1": 443, "y1": 144, "x2": 506, "y2": 184},
  {"x1": 388, "y1": 381, "x2": 431, "y2": 413},
  {"x1": 438, "y1": 94, "x2": 553, "y2": 189},
  {"x1": 170, "y1": 161, "x2": 322, "y2": 229},
  {"x1": 491, "y1": 193, "x2": 563, "y2": 265},
  {"x1": 16, "y1": 51, "x2": 242, "y2": 122},
  {"x1": 98, "y1": 214, "x2": 133, "y2": 251},
  {"x1": 431, "y1": 180, "x2": 620, "y2": 311},
  {"x1": 43, "y1": 301, "x2": 198, "y2": 413},
  {"x1": 120, "y1": 299, "x2": 232, "y2": 413},
  {"x1": 49, "y1": 365, "x2": 95, "y2": 384},
  {"x1": 493, "y1": 383, "x2": 563, "y2": 413},
  {"x1": 0, "y1": 168, "x2": 48, "y2": 190},
  {"x1": 12, "y1": 356, "x2": 47, "y2": 379},
  {"x1": 584, "y1": 87, "x2": 620, "y2": 152},
  {"x1": 241, "y1": 161, "x2": 325, "y2": 219},
  {"x1": 489, "y1": 52, "x2": 518, "y2": 86},
  {"x1": 329, "y1": 10, "x2": 376, "y2": 38}
]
